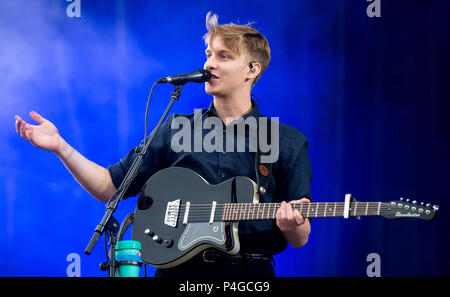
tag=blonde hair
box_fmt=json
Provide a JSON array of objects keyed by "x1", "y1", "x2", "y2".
[{"x1": 203, "y1": 12, "x2": 271, "y2": 87}]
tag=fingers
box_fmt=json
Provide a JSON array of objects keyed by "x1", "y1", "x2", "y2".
[
  {"x1": 15, "y1": 115, "x2": 26, "y2": 138},
  {"x1": 20, "y1": 118, "x2": 28, "y2": 140},
  {"x1": 276, "y1": 203, "x2": 284, "y2": 230},
  {"x1": 30, "y1": 111, "x2": 46, "y2": 124},
  {"x1": 298, "y1": 198, "x2": 311, "y2": 204},
  {"x1": 277, "y1": 200, "x2": 306, "y2": 231},
  {"x1": 15, "y1": 115, "x2": 21, "y2": 134},
  {"x1": 15, "y1": 115, "x2": 32, "y2": 141},
  {"x1": 277, "y1": 201, "x2": 293, "y2": 231},
  {"x1": 293, "y1": 209, "x2": 305, "y2": 225}
]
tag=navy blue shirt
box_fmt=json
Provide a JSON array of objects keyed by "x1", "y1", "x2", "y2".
[{"x1": 108, "y1": 100, "x2": 312, "y2": 255}]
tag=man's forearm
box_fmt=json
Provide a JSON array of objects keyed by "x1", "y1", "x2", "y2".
[{"x1": 55, "y1": 136, "x2": 117, "y2": 202}]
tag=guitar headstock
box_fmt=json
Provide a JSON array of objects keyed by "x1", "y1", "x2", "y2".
[{"x1": 380, "y1": 198, "x2": 438, "y2": 221}]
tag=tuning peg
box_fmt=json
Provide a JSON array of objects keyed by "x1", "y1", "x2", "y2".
[{"x1": 433, "y1": 205, "x2": 439, "y2": 211}]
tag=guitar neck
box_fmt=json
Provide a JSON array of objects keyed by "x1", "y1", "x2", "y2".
[{"x1": 221, "y1": 202, "x2": 383, "y2": 221}]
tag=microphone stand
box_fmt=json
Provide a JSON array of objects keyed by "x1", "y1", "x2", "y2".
[{"x1": 84, "y1": 83, "x2": 184, "y2": 277}]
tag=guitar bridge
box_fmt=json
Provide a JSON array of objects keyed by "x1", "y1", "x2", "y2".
[{"x1": 164, "y1": 199, "x2": 180, "y2": 228}]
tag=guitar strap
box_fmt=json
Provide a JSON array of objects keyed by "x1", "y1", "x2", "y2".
[{"x1": 255, "y1": 116, "x2": 273, "y2": 197}]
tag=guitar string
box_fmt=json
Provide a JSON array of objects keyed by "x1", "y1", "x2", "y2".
[
  {"x1": 168, "y1": 203, "x2": 404, "y2": 222},
  {"x1": 173, "y1": 203, "x2": 398, "y2": 214},
  {"x1": 174, "y1": 206, "x2": 417, "y2": 223},
  {"x1": 175, "y1": 202, "x2": 391, "y2": 210},
  {"x1": 174, "y1": 204, "x2": 395, "y2": 215}
]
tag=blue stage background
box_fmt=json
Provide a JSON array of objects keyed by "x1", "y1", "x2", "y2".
[{"x1": 1, "y1": 0, "x2": 448, "y2": 276}]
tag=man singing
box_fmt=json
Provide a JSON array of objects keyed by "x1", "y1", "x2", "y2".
[{"x1": 15, "y1": 12, "x2": 312, "y2": 277}]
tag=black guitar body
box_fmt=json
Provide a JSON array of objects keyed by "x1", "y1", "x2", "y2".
[{"x1": 132, "y1": 167, "x2": 258, "y2": 268}]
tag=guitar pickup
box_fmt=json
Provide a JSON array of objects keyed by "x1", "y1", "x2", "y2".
[{"x1": 164, "y1": 199, "x2": 180, "y2": 228}]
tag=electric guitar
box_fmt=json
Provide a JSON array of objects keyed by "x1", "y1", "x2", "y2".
[{"x1": 132, "y1": 167, "x2": 438, "y2": 268}]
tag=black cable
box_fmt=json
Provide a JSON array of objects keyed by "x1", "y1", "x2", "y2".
[
  {"x1": 144, "y1": 81, "x2": 159, "y2": 147},
  {"x1": 105, "y1": 80, "x2": 158, "y2": 206}
]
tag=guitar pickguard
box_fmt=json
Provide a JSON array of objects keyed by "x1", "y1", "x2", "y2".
[{"x1": 178, "y1": 222, "x2": 226, "y2": 251}]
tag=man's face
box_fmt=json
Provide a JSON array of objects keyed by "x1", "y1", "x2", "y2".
[{"x1": 204, "y1": 36, "x2": 251, "y2": 97}]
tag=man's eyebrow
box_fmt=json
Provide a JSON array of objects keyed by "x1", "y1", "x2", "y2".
[{"x1": 205, "y1": 49, "x2": 233, "y2": 55}]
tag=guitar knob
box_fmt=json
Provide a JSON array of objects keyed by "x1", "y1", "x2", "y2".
[
  {"x1": 152, "y1": 235, "x2": 163, "y2": 244},
  {"x1": 412, "y1": 200, "x2": 417, "y2": 204},
  {"x1": 426, "y1": 203, "x2": 431, "y2": 208},
  {"x1": 144, "y1": 228, "x2": 155, "y2": 237},
  {"x1": 433, "y1": 205, "x2": 439, "y2": 211},
  {"x1": 406, "y1": 199, "x2": 410, "y2": 202},
  {"x1": 163, "y1": 238, "x2": 174, "y2": 248},
  {"x1": 399, "y1": 197, "x2": 404, "y2": 201},
  {"x1": 420, "y1": 202, "x2": 424, "y2": 206}
]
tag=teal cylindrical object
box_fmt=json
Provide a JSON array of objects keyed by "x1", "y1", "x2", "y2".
[{"x1": 115, "y1": 240, "x2": 142, "y2": 277}]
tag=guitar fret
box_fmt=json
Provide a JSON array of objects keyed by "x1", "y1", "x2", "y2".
[
  {"x1": 365, "y1": 202, "x2": 369, "y2": 216},
  {"x1": 353, "y1": 202, "x2": 358, "y2": 216},
  {"x1": 307, "y1": 203, "x2": 311, "y2": 217},
  {"x1": 274, "y1": 203, "x2": 277, "y2": 219},
  {"x1": 260, "y1": 203, "x2": 263, "y2": 219},
  {"x1": 333, "y1": 203, "x2": 337, "y2": 217},
  {"x1": 315, "y1": 203, "x2": 319, "y2": 217},
  {"x1": 324, "y1": 202, "x2": 327, "y2": 217},
  {"x1": 246, "y1": 203, "x2": 249, "y2": 220},
  {"x1": 263, "y1": 203, "x2": 267, "y2": 219},
  {"x1": 270, "y1": 203, "x2": 274, "y2": 219},
  {"x1": 237, "y1": 203, "x2": 241, "y2": 220},
  {"x1": 256, "y1": 203, "x2": 260, "y2": 220},
  {"x1": 256, "y1": 203, "x2": 259, "y2": 219}
]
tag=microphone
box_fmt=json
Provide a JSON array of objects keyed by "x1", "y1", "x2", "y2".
[{"x1": 157, "y1": 69, "x2": 212, "y2": 85}]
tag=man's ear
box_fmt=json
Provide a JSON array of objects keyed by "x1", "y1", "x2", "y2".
[{"x1": 247, "y1": 62, "x2": 261, "y2": 80}]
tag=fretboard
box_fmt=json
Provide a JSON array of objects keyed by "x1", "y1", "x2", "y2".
[{"x1": 221, "y1": 202, "x2": 382, "y2": 221}]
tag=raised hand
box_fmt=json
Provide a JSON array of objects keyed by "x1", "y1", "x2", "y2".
[{"x1": 15, "y1": 111, "x2": 62, "y2": 152}]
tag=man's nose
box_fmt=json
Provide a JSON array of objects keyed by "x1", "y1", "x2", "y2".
[{"x1": 204, "y1": 57, "x2": 217, "y2": 70}]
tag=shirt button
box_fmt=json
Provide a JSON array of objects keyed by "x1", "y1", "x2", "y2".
[{"x1": 221, "y1": 173, "x2": 226, "y2": 178}]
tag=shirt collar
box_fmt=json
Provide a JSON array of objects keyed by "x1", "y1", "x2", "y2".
[{"x1": 205, "y1": 99, "x2": 260, "y2": 121}]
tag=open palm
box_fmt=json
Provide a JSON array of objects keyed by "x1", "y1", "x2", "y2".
[{"x1": 15, "y1": 111, "x2": 61, "y2": 152}]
